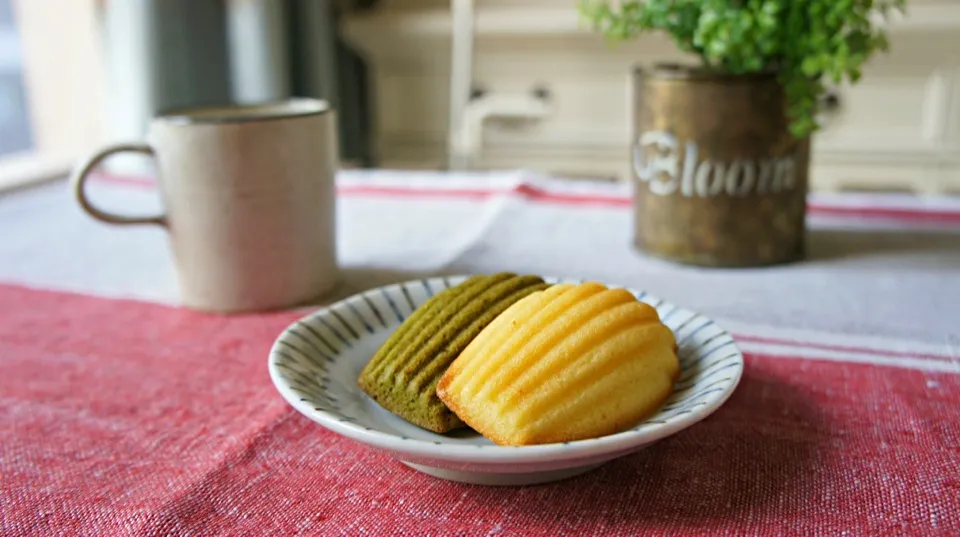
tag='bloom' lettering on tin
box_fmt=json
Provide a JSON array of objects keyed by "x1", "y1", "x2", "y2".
[{"x1": 633, "y1": 130, "x2": 797, "y2": 197}]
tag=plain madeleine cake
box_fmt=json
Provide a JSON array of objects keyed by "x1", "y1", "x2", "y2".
[{"x1": 436, "y1": 282, "x2": 679, "y2": 445}]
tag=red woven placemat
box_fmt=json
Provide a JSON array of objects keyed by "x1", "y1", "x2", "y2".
[{"x1": 1, "y1": 284, "x2": 957, "y2": 536}]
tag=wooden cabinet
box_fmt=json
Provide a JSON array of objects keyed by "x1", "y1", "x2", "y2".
[{"x1": 343, "y1": 0, "x2": 960, "y2": 193}]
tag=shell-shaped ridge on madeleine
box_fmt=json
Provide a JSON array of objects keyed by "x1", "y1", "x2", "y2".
[
  {"x1": 437, "y1": 282, "x2": 679, "y2": 446},
  {"x1": 357, "y1": 273, "x2": 549, "y2": 433}
]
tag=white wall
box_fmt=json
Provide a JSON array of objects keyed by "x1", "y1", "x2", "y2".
[
  {"x1": 11, "y1": 0, "x2": 105, "y2": 160},
  {"x1": 343, "y1": 0, "x2": 960, "y2": 193}
]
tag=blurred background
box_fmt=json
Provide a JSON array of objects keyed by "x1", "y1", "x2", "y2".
[
  {"x1": 0, "y1": 0, "x2": 31, "y2": 156},
  {"x1": 1, "y1": 0, "x2": 959, "y2": 193}
]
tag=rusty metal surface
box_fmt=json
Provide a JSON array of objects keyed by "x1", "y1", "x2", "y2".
[{"x1": 632, "y1": 66, "x2": 809, "y2": 267}]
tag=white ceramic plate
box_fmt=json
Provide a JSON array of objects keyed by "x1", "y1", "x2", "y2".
[{"x1": 268, "y1": 276, "x2": 743, "y2": 486}]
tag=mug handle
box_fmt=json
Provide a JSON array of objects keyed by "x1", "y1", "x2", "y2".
[{"x1": 69, "y1": 143, "x2": 167, "y2": 226}]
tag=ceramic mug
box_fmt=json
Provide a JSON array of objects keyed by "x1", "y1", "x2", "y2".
[{"x1": 70, "y1": 98, "x2": 339, "y2": 313}]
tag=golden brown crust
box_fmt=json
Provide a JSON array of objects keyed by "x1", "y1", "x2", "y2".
[{"x1": 437, "y1": 282, "x2": 680, "y2": 445}]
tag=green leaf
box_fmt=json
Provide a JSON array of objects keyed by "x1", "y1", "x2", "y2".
[
  {"x1": 577, "y1": 0, "x2": 897, "y2": 138},
  {"x1": 801, "y1": 57, "x2": 820, "y2": 77}
]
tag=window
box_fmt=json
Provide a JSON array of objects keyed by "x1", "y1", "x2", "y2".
[{"x1": 0, "y1": 0, "x2": 32, "y2": 157}]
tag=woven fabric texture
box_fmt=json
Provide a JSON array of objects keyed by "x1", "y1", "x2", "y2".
[{"x1": 1, "y1": 285, "x2": 958, "y2": 536}]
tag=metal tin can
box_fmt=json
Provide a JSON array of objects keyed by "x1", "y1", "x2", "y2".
[{"x1": 632, "y1": 65, "x2": 810, "y2": 267}]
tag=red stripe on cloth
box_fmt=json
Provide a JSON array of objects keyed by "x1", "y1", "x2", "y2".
[
  {"x1": 1, "y1": 284, "x2": 958, "y2": 536},
  {"x1": 90, "y1": 172, "x2": 156, "y2": 189},
  {"x1": 807, "y1": 204, "x2": 960, "y2": 224},
  {"x1": 734, "y1": 334, "x2": 956, "y2": 363},
  {"x1": 341, "y1": 184, "x2": 960, "y2": 224},
  {"x1": 89, "y1": 173, "x2": 960, "y2": 224},
  {"x1": 338, "y1": 184, "x2": 509, "y2": 201}
]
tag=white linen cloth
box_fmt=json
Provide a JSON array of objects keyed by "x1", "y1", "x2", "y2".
[{"x1": 1, "y1": 169, "x2": 958, "y2": 372}]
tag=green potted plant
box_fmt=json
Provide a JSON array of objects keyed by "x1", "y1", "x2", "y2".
[{"x1": 579, "y1": 0, "x2": 906, "y2": 267}]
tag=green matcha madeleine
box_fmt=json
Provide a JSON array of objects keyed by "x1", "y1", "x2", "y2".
[{"x1": 358, "y1": 273, "x2": 549, "y2": 433}]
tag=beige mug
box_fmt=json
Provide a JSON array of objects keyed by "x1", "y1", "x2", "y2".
[{"x1": 70, "y1": 98, "x2": 339, "y2": 313}]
